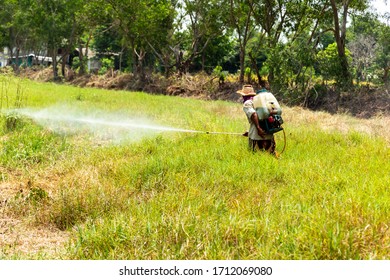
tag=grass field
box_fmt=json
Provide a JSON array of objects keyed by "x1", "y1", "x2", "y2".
[{"x1": 0, "y1": 76, "x2": 389, "y2": 260}]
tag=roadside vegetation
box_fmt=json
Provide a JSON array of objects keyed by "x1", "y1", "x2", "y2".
[
  {"x1": 0, "y1": 77, "x2": 389, "y2": 259},
  {"x1": 1, "y1": 1, "x2": 389, "y2": 103}
]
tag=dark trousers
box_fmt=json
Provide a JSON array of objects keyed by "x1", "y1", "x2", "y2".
[{"x1": 249, "y1": 137, "x2": 276, "y2": 154}]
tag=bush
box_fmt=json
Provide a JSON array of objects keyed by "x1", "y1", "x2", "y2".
[
  {"x1": 4, "y1": 113, "x2": 24, "y2": 132},
  {"x1": 99, "y1": 57, "x2": 115, "y2": 75},
  {"x1": 212, "y1": 66, "x2": 228, "y2": 84},
  {"x1": 317, "y1": 43, "x2": 352, "y2": 85}
]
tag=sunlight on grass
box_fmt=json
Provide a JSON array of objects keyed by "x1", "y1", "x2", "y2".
[{"x1": 0, "y1": 79, "x2": 389, "y2": 260}]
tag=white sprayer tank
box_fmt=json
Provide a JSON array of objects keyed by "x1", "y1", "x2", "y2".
[{"x1": 252, "y1": 91, "x2": 282, "y2": 120}]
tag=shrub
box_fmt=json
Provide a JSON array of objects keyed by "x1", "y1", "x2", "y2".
[{"x1": 99, "y1": 57, "x2": 115, "y2": 75}]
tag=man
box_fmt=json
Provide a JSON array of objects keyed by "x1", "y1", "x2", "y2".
[{"x1": 237, "y1": 85, "x2": 276, "y2": 154}]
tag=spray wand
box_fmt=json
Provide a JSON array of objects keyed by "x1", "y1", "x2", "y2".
[
  {"x1": 189, "y1": 130, "x2": 244, "y2": 136},
  {"x1": 205, "y1": 131, "x2": 245, "y2": 135},
  {"x1": 183, "y1": 127, "x2": 286, "y2": 155}
]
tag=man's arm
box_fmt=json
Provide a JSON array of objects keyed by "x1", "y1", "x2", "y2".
[{"x1": 251, "y1": 112, "x2": 265, "y2": 138}]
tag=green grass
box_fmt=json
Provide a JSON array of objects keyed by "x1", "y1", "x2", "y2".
[{"x1": 0, "y1": 77, "x2": 389, "y2": 260}]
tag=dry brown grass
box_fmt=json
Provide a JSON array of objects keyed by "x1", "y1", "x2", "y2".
[
  {"x1": 284, "y1": 106, "x2": 390, "y2": 144},
  {"x1": 0, "y1": 216, "x2": 69, "y2": 258},
  {"x1": 0, "y1": 167, "x2": 70, "y2": 259},
  {"x1": 19, "y1": 67, "x2": 53, "y2": 82}
]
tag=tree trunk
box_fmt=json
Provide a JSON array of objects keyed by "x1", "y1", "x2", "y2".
[
  {"x1": 268, "y1": 68, "x2": 274, "y2": 85},
  {"x1": 134, "y1": 48, "x2": 146, "y2": 83},
  {"x1": 78, "y1": 45, "x2": 86, "y2": 75},
  {"x1": 239, "y1": 46, "x2": 245, "y2": 83},
  {"x1": 51, "y1": 48, "x2": 59, "y2": 80},
  {"x1": 163, "y1": 54, "x2": 171, "y2": 78},
  {"x1": 78, "y1": 33, "x2": 92, "y2": 75},
  {"x1": 201, "y1": 52, "x2": 205, "y2": 72},
  {"x1": 330, "y1": 0, "x2": 353, "y2": 89},
  {"x1": 9, "y1": 28, "x2": 20, "y2": 74},
  {"x1": 61, "y1": 53, "x2": 69, "y2": 77},
  {"x1": 384, "y1": 67, "x2": 389, "y2": 85},
  {"x1": 14, "y1": 48, "x2": 20, "y2": 74},
  {"x1": 176, "y1": 49, "x2": 184, "y2": 75},
  {"x1": 249, "y1": 51, "x2": 263, "y2": 86}
]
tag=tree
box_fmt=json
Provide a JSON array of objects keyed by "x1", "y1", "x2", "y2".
[
  {"x1": 249, "y1": 0, "x2": 331, "y2": 89},
  {"x1": 329, "y1": 0, "x2": 369, "y2": 89},
  {"x1": 249, "y1": 0, "x2": 290, "y2": 86},
  {"x1": 172, "y1": 0, "x2": 227, "y2": 75},
  {"x1": 30, "y1": 0, "x2": 84, "y2": 79},
  {"x1": 348, "y1": 34, "x2": 377, "y2": 83},
  {"x1": 71, "y1": 0, "x2": 111, "y2": 76},
  {"x1": 143, "y1": 0, "x2": 176, "y2": 76},
  {"x1": 0, "y1": 0, "x2": 37, "y2": 73},
  {"x1": 226, "y1": 0, "x2": 255, "y2": 83},
  {"x1": 375, "y1": 23, "x2": 390, "y2": 84},
  {"x1": 107, "y1": 0, "x2": 175, "y2": 81},
  {"x1": 347, "y1": 10, "x2": 390, "y2": 85},
  {"x1": 317, "y1": 42, "x2": 352, "y2": 84},
  {"x1": 192, "y1": 33, "x2": 235, "y2": 73}
]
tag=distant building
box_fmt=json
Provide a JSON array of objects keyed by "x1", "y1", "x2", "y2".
[
  {"x1": 0, "y1": 47, "x2": 10, "y2": 67},
  {"x1": 0, "y1": 46, "x2": 105, "y2": 73},
  {"x1": 0, "y1": 47, "x2": 52, "y2": 67},
  {"x1": 86, "y1": 49, "x2": 101, "y2": 73}
]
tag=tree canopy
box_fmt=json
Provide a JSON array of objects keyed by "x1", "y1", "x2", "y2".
[{"x1": 0, "y1": 0, "x2": 389, "y2": 95}]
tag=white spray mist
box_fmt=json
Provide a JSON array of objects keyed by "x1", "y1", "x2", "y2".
[{"x1": 12, "y1": 105, "x2": 199, "y2": 144}]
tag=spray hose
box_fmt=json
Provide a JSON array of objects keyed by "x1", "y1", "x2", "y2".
[{"x1": 280, "y1": 128, "x2": 287, "y2": 155}]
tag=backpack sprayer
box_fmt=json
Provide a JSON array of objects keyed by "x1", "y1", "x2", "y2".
[{"x1": 253, "y1": 90, "x2": 284, "y2": 134}]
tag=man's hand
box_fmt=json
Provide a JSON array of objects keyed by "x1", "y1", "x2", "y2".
[{"x1": 256, "y1": 126, "x2": 266, "y2": 138}]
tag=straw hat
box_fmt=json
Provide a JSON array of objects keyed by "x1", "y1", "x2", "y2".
[{"x1": 236, "y1": 85, "x2": 256, "y2": 96}]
